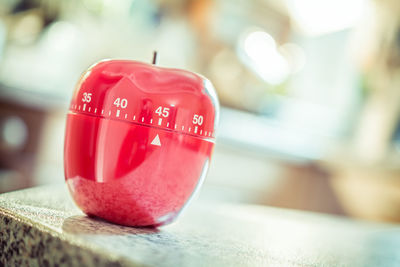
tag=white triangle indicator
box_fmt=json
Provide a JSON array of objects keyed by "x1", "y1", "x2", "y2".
[{"x1": 151, "y1": 134, "x2": 161, "y2": 146}]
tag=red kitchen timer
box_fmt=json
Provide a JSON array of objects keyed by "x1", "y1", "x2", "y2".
[{"x1": 64, "y1": 57, "x2": 219, "y2": 227}]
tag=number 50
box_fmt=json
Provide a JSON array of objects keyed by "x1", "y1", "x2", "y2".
[{"x1": 193, "y1": 114, "x2": 203, "y2": 125}]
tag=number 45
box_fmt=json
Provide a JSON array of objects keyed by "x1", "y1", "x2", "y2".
[{"x1": 155, "y1": 106, "x2": 169, "y2": 117}]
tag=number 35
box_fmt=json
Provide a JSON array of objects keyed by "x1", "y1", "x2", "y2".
[{"x1": 82, "y1": 92, "x2": 92, "y2": 103}]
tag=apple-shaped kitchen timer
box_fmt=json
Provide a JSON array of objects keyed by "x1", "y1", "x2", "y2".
[{"x1": 64, "y1": 55, "x2": 219, "y2": 226}]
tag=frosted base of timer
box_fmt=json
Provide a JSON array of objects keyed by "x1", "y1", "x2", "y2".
[{"x1": 65, "y1": 113, "x2": 213, "y2": 226}]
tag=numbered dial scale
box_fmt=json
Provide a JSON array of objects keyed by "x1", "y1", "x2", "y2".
[{"x1": 64, "y1": 60, "x2": 219, "y2": 227}]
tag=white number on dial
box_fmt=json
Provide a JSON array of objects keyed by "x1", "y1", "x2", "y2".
[
  {"x1": 192, "y1": 114, "x2": 203, "y2": 125},
  {"x1": 114, "y1": 98, "x2": 128, "y2": 108},
  {"x1": 155, "y1": 106, "x2": 170, "y2": 117},
  {"x1": 82, "y1": 92, "x2": 92, "y2": 103}
]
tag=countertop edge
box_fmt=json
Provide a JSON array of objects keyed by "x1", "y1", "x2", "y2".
[{"x1": 0, "y1": 207, "x2": 148, "y2": 267}]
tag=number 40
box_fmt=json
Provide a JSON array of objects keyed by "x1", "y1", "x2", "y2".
[{"x1": 114, "y1": 98, "x2": 128, "y2": 108}]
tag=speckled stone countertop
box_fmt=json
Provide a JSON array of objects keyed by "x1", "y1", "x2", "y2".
[{"x1": 1, "y1": 185, "x2": 400, "y2": 266}]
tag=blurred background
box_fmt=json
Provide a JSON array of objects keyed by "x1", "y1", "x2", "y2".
[{"x1": 1, "y1": 0, "x2": 400, "y2": 222}]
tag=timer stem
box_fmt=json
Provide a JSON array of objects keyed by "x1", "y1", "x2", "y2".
[{"x1": 152, "y1": 51, "x2": 158, "y2": 65}]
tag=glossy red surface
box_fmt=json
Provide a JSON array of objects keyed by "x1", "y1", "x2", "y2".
[{"x1": 64, "y1": 60, "x2": 218, "y2": 226}]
